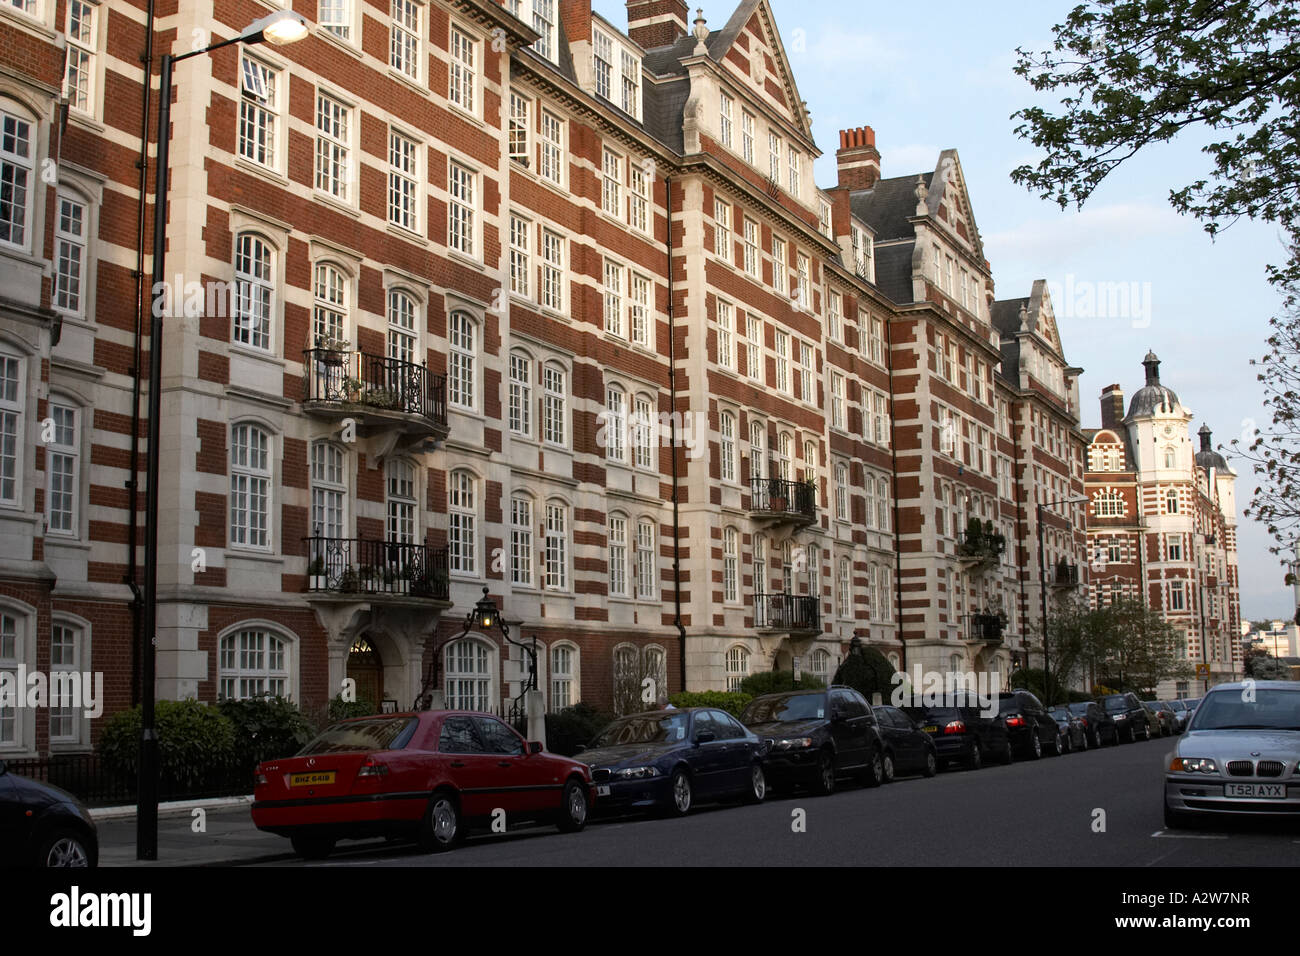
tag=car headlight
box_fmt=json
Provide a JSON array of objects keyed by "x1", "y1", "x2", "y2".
[
  {"x1": 613, "y1": 766, "x2": 660, "y2": 780},
  {"x1": 1170, "y1": 757, "x2": 1218, "y2": 774},
  {"x1": 773, "y1": 737, "x2": 814, "y2": 751}
]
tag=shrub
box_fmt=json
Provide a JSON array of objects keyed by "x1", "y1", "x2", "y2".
[
  {"x1": 832, "y1": 643, "x2": 896, "y2": 702},
  {"x1": 545, "y1": 701, "x2": 614, "y2": 756},
  {"x1": 326, "y1": 694, "x2": 377, "y2": 724},
  {"x1": 217, "y1": 695, "x2": 316, "y2": 771},
  {"x1": 668, "y1": 690, "x2": 752, "y2": 717},
  {"x1": 738, "y1": 671, "x2": 826, "y2": 697},
  {"x1": 98, "y1": 699, "x2": 238, "y2": 789}
]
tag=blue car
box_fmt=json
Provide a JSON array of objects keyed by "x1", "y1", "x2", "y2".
[{"x1": 576, "y1": 708, "x2": 768, "y2": 816}]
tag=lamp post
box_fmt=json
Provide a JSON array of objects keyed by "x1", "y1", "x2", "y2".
[
  {"x1": 415, "y1": 588, "x2": 536, "y2": 714},
  {"x1": 1193, "y1": 531, "x2": 1216, "y2": 695},
  {"x1": 1037, "y1": 493, "x2": 1089, "y2": 707},
  {"x1": 137, "y1": 10, "x2": 308, "y2": 861}
]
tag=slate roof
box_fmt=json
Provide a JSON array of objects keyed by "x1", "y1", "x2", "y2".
[{"x1": 850, "y1": 173, "x2": 932, "y2": 242}]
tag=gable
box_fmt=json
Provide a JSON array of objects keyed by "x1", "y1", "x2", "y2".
[
  {"x1": 714, "y1": 0, "x2": 813, "y2": 143},
  {"x1": 927, "y1": 150, "x2": 984, "y2": 261}
]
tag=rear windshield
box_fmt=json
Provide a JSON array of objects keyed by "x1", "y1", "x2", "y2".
[
  {"x1": 1068, "y1": 703, "x2": 1090, "y2": 715},
  {"x1": 1102, "y1": 697, "x2": 1129, "y2": 711},
  {"x1": 298, "y1": 717, "x2": 419, "y2": 755},
  {"x1": 1049, "y1": 709, "x2": 1070, "y2": 720},
  {"x1": 742, "y1": 693, "x2": 826, "y2": 724}
]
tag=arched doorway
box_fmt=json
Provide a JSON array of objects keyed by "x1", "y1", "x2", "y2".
[{"x1": 347, "y1": 636, "x2": 383, "y2": 709}]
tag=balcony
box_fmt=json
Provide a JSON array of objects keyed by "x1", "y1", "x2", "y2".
[
  {"x1": 749, "y1": 477, "x2": 817, "y2": 527},
  {"x1": 1050, "y1": 561, "x2": 1080, "y2": 589},
  {"x1": 956, "y1": 519, "x2": 1006, "y2": 571},
  {"x1": 754, "y1": 593, "x2": 821, "y2": 634},
  {"x1": 303, "y1": 348, "x2": 448, "y2": 440},
  {"x1": 305, "y1": 537, "x2": 450, "y2": 603},
  {"x1": 968, "y1": 612, "x2": 1006, "y2": 644}
]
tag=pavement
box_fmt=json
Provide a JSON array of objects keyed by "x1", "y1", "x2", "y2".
[{"x1": 94, "y1": 797, "x2": 295, "y2": 867}]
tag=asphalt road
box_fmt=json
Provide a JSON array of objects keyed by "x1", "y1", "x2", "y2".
[{"x1": 257, "y1": 733, "x2": 1300, "y2": 868}]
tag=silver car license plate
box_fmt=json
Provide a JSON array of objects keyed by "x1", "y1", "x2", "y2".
[
  {"x1": 596, "y1": 784, "x2": 611, "y2": 797},
  {"x1": 1225, "y1": 783, "x2": 1285, "y2": 799}
]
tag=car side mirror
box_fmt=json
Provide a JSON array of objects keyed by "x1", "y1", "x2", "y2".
[
  {"x1": 694, "y1": 730, "x2": 716, "y2": 745},
  {"x1": 528, "y1": 741, "x2": 543, "y2": 755}
]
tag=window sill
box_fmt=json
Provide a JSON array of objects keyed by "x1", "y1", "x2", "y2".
[
  {"x1": 225, "y1": 548, "x2": 281, "y2": 563},
  {"x1": 228, "y1": 343, "x2": 285, "y2": 367},
  {"x1": 387, "y1": 68, "x2": 430, "y2": 99},
  {"x1": 234, "y1": 157, "x2": 290, "y2": 187},
  {"x1": 311, "y1": 190, "x2": 361, "y2": 219},
  {"x1": 385, "y1": 222, "x2": 427, "y2": 246},
  {"x1": 446, "y1": 250, "x2": 485, "y2": 273}
]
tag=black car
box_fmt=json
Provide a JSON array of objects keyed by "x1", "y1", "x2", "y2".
[
  {"x1": 873, "y1": 705, "x2": 940, "y2": 780},
  {"x1": 577, "y1": 708, "x2": 766, "y2": 816},
  {"x1": 1099, "y1": 692, "x2": 1152, "y2": 743},
  {"x1": 1068, "y1": 700, "x2": 1116, "y2": 748},
  {"x1": 741, "y1": 687, "x2": 885, "y2": 794},
  {"x1": 1048, "y1": 705, "x2": 1089, "y2": 753},
  {"x1": 999, "y1": 690, "x2": 1064, "y2": 758},
  {"x1": 0, "y1": 760, "x2": 98, "y2": 867},
  {"x1": 901, "y1": 700, "x2": 1015, "y2": 769}
]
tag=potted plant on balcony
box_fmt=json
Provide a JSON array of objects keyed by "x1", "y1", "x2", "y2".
[
  {"x1": 307, "y1": 555, "x2": 327, "y2": 591},
  {"x1": 768, "y1": 478, "x2": 787, "y2": 513},
  {"x1": 361, "y1": 388, "x2": 400, "y2": 411},
  {"x1": 337, "y1": 566, "x2": 359, "y2": 593},
  {"x1": 315, "y1": 334, "x2": 350, "y2": 367}
]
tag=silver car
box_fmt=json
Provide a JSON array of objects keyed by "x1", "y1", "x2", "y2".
[{"x1": 1164, "y1": 681, "x2": 1300, "y2": 828}]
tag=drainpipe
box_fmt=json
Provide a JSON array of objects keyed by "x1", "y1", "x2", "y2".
[
  {"x1": 126, "y1": 0, "x2": 158, "y2": 706},
  {"x1": 1012, "y1": 400, "x2": 1028, "y2": 685},
  {"x1": 665, "y1": 176, "x2": 686, "y2": 691},
  {"x1": 886, "y1": 313, "x2": 904, "y2": 673}
]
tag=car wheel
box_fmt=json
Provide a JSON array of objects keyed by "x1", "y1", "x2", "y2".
[
  {"x1": 862, "y1": 749, "x2": 885, "y2": 788},
  {"x1": 1028, "y1": 729, "x2": 1043, "y2": 760},
  {"x1": 1047, "y1": 731, "x2": 1063, "y2": 757},
  {"x1": 922, "y1": 749, "x2": 938, "y2": 778},
  {"x1": 813, "y1": 749, "x2": 837, "y2": 796},
  {"x1": 1079, "y1": 732, "x2": 1087, "y2": 752},
  {"x1": 1093, "y1": 730, "x2": 1104, "y2": 749},
  {"x1": 966, "y1": 741, "x2": 984, "y2": 771},
  {"x1": 882, "y1": 751, "x2": 896, "y2": 784},
  {"x1": 744, "y1": 763, "x2": 766, "y2": 804},
  {"x1": 418, "y1": 791, "x2": 463, "y2": 852},
  {"x1": 668, "y1": 768, "x2": 693, "y2": 816},
  {"x1": 290, "y1": 833, "x2": 337, "y2": 860},
  {"x1": 1000, "y1": 736, "x2": 1015, "y2": 765},
  {"x1": 1143, "y1": 723, "x2": 1152, "y2": 741},
  {"x1": 37, "y1": 829, "x2": 94, "y2": 868},
  {"x1": 556, "y1": 778, "x2": 589, "y2": 833}
]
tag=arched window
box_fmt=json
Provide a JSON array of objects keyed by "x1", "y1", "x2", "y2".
[
  {"x1": 782, "y1": 539, "x2": 794, "y2": 592},
  {"x1": 807, "y1": 545, "x2": 820, "y2": 599},
  {"x1": 776, "y1": 431, "x2": 792, "y2": 480},
  {"x1": 510, "y1": 493, "x2": 533, "y2": 587},
  {"x1": 386, "y1": 459, "x2": 416, "y2": 543},
  {"x1": 810, "y1": 648, "x2": 830, "y2": 683},
  {"x1": 723, "y1": 526, "x2": 739, "y2": 603},
  {"x1": 54, "y1": 188, "x2": 89, "y2": 316},
  {"x1": 720, "y1": 412, "x2": 737, "y2": 483},
  {"x1": 312, "y1": 261, "x2": 348, "y2": 344},
  {"x1": 508, "y1": 349, "x2": 532, "y2": 437},
  {"x1": 550, "y1": 642, "x2": 579, "y2": 709},
  {"x1": 1166, "y1": 489, "x2": 1179, "y2": 514},
  {"x1": 1163, "y1": 446, "x2": 1176, "y2": 469},
  {"x1": 50, "y1": 617, "x2": 89, "y2": 747},
  {"x1": 644, "y1": 645, "x2": 667, "y2": 698},
  {"x1": 448, "y1": 311, "x2": 477, "y2": 410},
  {"x1": 387, "y1": 288, "x2": 418, "y2": 363},
  {"x1": 219, "y1": 628, "x2": 291, "y2": 699},
  {"x1": 1093, "y1": 489, "x2": 1125, "y2": 518},
  {"x1": 449, "y1": 470, "x2": 477, "y2": 574},
  {"x1": 608, "y1": 512, "x2": 628, "y2": 597},
  {"x1": 877, "y1": 477, "x2": 890, "y2": 531},
  {"x1": 612, "y1": 643, "x2": 640, "y2": 714},
  {"x1": 749, "y1": 420, "x2": 766, "y2": 480},
  {"x1": 725, "y1": 645, "x2": 750, "y2": 693},
  {"x1": 605, "y1": 384, "x2": 626, "y2": 461},
  {"x1": 634, "y1": 392, "x2": 655, "y2": 469},
  {"x1": 0, "y1": 101, "x2": 36, "y2": 250},
  {"x1": 233, "y1": 233, "x2": 274, "y2": 350},
  {"x1": 445, "y1": 638, "x2": 492, "y2": 711},
  {"x1": 230, "y1": 423, "x2": 272, "y2": 549},
  {"x1": 803, "y1": 438, "x2": 817, "y2": 483}
]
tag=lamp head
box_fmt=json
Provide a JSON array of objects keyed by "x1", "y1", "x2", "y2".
[{"x1": 243, "y1": 10, "x2": 309, "y2": 46}]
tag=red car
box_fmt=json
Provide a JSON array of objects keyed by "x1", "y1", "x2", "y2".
[{"x1": 252, "y1": 710, "x2": 593, "y2": 858}]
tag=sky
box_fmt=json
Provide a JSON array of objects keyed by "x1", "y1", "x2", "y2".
[{"x1": 591, "y1": 0, "x2": 1292, "y2": 623}]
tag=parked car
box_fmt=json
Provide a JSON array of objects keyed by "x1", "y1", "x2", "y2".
[
  {"x1": 578, "y1": 707, "x2": 767, "y2": 815},
  {"x1": 1167, "y1": 699, "x2": 1192, "y2": 731},
  {"x1": 1147, "y1": 700, "x2": 1180, "y2": 736},
  {"x1": 1048, "y1": 705, "x2": 1089, "y2": 752},
  {"x1": 873, "y1": 705, "x2": 940, "y2": 779},
  {"x1": 1183, "y1": 697, "x2": 1202, "y2": 723},
  {"x1": 0, "y1": 759, "x2": 99, "y2": 867},
  {"x1": 900, "y1": 701, "x2": 1015, "y2": 769},
  {"x1": 1099, "y1": 693, "x2": 1153, "y2": 742},
  {"x1": 252, "y1": 711, "x2": 593, "y2": 858},
  {"x1": 741, "y1": 687, "x2": 885, "y2": 794},
  {"x1": 1000, "y1": 690, "x2": 1065, "y2": 758},
  {"x1": 1164, "y1": 680, "x2": 1300, "y2": 828},
  {"x1": 1068, "y1": 700, "x2": 1117, "y2": 748}
]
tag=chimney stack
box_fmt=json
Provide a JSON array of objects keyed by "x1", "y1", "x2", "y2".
[
  {"x1": 836, "y1": 125, "x2": 881, "y2": 191},
  {"x1": 626, "y1": 0, "x2": 689, "y2": 49},
  {"x1": 1100, "y1": 384, "x2": 1124, "y2": 429},
  {"x1": 559, "y1": 0, "x2": 594, "y2": 46}
]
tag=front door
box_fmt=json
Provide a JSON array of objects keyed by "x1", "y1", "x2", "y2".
[{"x1": 347, "y1": 637, "x2": 383, "y2": 711}]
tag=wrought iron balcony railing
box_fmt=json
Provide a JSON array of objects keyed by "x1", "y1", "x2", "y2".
[
  {"x1": 754, "y1": 592, "x2": 821, "y2": 632},
  {"x1": 1051, "y1": 563, "x2": 1080, "y2": 588},
  {"x1": 303, "y1": 348, "x2": 447, "y2": 434},
  {"x1": 305, "y1": 537, "x2": 450, "y2": 601},
  {"x1": 969, "y1": 612, "x2": 1005, "y2": 644},
  {"x1": 749, "y1": 477, "x2": 817, "y2": 523}
]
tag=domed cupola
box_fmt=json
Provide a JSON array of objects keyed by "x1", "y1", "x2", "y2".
[
  {"x1": 1126, "y1": 350, "x2": 1182, "y2": 419},
  {"x1": 1195, "y1": 423, "x2": 1229, "y2": 471}
]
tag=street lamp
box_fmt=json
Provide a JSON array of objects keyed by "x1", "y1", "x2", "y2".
[
  {"x1": 1037, "y1": 493, "x2": 1089, "y2": 707},
  {"x1": 414, "y1": 588, "x2": 537, "y2": 713},
  {"x1": 137, "y1": 9, "x2": 308, "y2": 862},
  {"x1": 1193, "y1": 531, "x2": 1217, "y2": 695}
]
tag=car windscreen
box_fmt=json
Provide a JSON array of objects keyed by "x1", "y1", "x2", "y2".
[
  {"x1": 742, "y1": 694, "x2": 826, "y2": 724},
  {"x1": 1068, "y1": 703, "x2": 1091, "y2": 715},
  {"x1": 1049, "y1": 709, "x2": 1070, "y2": 720},
  {"x1": 1188, "y1": 688, "x2": 1300, "y2": 731},
  {"x1": 1102, "y1": 697, "x2": 1128, "y2": 711},
  {"x1": 591, "y1": 713, "x2": 690, "y2": 747},
  {"x1": 298, "y1": 717, "x2": 419, "y2": 755}
]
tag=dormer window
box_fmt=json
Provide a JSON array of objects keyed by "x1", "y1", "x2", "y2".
[
  {"x1": 590, "y1": 24, "x2": 642, "y2": 119},
  {"x1": 511, "y1": 0, "x2": 556, "y2": 63}
]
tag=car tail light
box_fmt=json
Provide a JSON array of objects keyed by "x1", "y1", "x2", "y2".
[
  {"x1": 356, "y1": 757, "x2": 389, "y2": 778},
  {"x1": 1079, "y1": 718, "x2": 1088, "y2": 726},
  {"x1": 943, "y1": 720, "x2": 966, "y2": 735},
  {"x1": 1005, "y1": 715, "x2": 1025, "y2": 728}
]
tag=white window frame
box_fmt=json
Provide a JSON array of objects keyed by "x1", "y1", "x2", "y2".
[
  {"x1": 636, "y1": 518, "x2": 656, "y2": 600},
  {"x1": 53, "y1": 191, "x2": 87, "y2": 317},
  {"x1": 388, "y1": 127, "x2": 420, "y2": 233},
  {"x1": 447, "y1": 160, "x2": 478, "y2": 258},
  {"x1": 511, "y1": 494, "x2": 534, "y2": 588},
  {"x1": 545, "y1": 500, "x2": 569, "y2": 591},
  {"x1": 448, "y1": 311, "x2": 477, "y2": 411},
  {"x1": 219, "y1": 628, "x2": 291, "y2": 700},
  {"x1": 449, "y1": 470, "x2": 478, "y2": 576},
  {"x1": 538, "y1": 108, "x2": 565, "y2": 186},
  {"x1": 391, "y1": 0, "x2": 424, "y2": 84},
  {"x1": 449, "y1": 23, "x2": 481, "y2": 114},
  {"x1": 64, "y1": 0, "x2": 98, "y2": 117},
  {"x1": 723, "y1": 526, "x2": 739, "y2": 603},
  {"x1": 716, "y1": 299, "x2": 734, "y2": 370},
  {"x1": 541, "y1": 227, "x2": 565, "y2": 312},
  {"x1": 0, "y1": 352, "x2": 24, "y2": 506},
  {"x1": 314, "y1": 91, "x2": 354, "y2": 203},
  {"x1": 543, "y1": 361, "x2": 567, "y2": 447},
  {"x1": 230, "y1": 423, "x2": 272, "y2": 551},
  {"x1": 508, "y1": 350, "x2": 533, "y2": 438},
  {"x1": 608, "y1": 513, "x2": 628, "y2": 598},
  {"x1": 45, "y1": 401, "x2": 78, "y2": 537},
  {"x1": 0, "y1": 106, "x2": 35, "y2": 250},
  {"x1": 720, "y1": 411, "x2": 737, "y2": 483}
]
